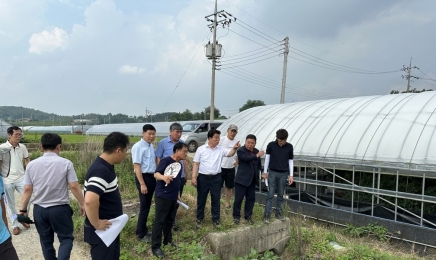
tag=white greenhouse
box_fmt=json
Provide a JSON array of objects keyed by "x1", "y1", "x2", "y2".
[
  {"x1": 86, "y1": 121, "x2": 193, "y2": 137},
  {"x1": 220, "y1": 92, "x2": 436, "y2": 247}
]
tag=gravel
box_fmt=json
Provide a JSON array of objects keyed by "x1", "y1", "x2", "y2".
[{"x1": 7, "y1": 191, "x2": 91, "y2": 260}]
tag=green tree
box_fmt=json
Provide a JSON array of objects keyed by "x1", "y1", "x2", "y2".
[
  {"x1": 239, "y1": 100, "x2": 265, "y2": 112},
  {"x1": 204, "y1": 106, "x2": 221, "y2": 119}
]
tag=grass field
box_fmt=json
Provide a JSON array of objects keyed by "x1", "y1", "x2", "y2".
[{"x1": 28, "y1": 138, "x2": 433, "y2": 259}]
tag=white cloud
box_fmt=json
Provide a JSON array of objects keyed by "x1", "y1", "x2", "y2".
[
  {"x1": 118, "y1": 65, "x2": 146, "y2": 74},
  {"x1": 28, "y1": 27, "x2": 69, "y2": 54}
]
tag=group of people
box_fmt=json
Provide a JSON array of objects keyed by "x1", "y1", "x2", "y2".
[{"x1": 0, "y1": 123, "x2": 295, "y2": 260}]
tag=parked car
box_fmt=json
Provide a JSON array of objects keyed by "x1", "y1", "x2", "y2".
[{"x1": 180, "y1": 120, "x2": 224, "y2": 152}]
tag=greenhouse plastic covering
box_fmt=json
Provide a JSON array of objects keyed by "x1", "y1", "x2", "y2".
[
  {"x1": 86, "y1": 121, "x2": 194, "y2": 137},
  {"x1": 0, "y1": 119, "x2": 12, "y2": 138},
  {"x1": 219, "y1": 92, "x2": 436, "y2": 172}
]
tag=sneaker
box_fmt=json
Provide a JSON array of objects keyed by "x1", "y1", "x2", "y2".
[
  {"x1": 245, "y1": 217, "x2": 254, "y2": 225},
  {"x1": 275, "y1": 212, "x2": 284, "y2": 220},
  {"x1": 196, "y1": 219, "x2": 202, "y2": 229},
  {"x1": 263, "y1": 215, "x2": 270, "y2": 224},
  {"x1": 234, "y1": 218, "x2": 240, "y2": 225},
  {"x1": 213, "y1": 221, "x2": 221, "y2": 228}
]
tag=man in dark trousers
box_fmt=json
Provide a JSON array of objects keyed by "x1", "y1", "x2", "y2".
[
  {"x1": 132, "y1": 124, "x2": 157, "y2": 242},
  {"x1": 232, "y1": 134, "x2": 264, "y2": 225},
  {"x1": 262, "y1": 129, "x2": 294, "y2": 223},
  {"x1": 84, "y1": 132, "x2": 130, "y2": 260},
  {"x1": 151, "y1": 142, "x2": 188, "y2": 258}
]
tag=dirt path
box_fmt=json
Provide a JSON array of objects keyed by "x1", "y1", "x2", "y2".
[{"x1": 7, "y1": 191, "x2": 91, "y2": 260}]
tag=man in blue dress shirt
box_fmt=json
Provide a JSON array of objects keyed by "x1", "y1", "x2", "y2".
[{"x1": 132, "y1": 124, "x2": 157, "y2": 242}]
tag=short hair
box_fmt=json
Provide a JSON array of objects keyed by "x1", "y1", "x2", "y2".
[
  {"x1": 170, "y1": 123, "x2": 182, "y2": 131},
  {"x1": 276, "y1": 129, "x2": 288, "y2": 140},
  {"x1": 246, "y1": 134, "x2": 257, "y2": 142},
  {"x1": 143, "y1": 124, "x2": 156, "y2": 132},
  {"x1": 7, "y1": 126, "x2": 21, "y2": 135},
  {"x1": 208, "y1": 129, "x2": 221, "y2": 139},
  {"x1": 173, "y1": 142, "x2": 188, "y2": 153},
  {"x1": 41, "y1": 133, "x2": 62, "y2": 150},
  {"x1": 103, "y1": 132, "x2": 130, "y2": 153}
]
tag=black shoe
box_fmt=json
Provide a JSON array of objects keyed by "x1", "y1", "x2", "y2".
[
  {"x1": 245, "y1": 217, "x2": 254, "y2": 225},
  {"x1": 152, "y1": 248, "x2": 165, "y2": 258},
  {"x1": 196, "y1": 219, "x2": 202, "y2": 229},
  {"x1": 213, "y1": 221, "x2": 221, "y2": 228},
  {"x1": 137, "y1": 235, "x2": 151, "y2": 243},
  {"x1": 275, "y1": 212, "x2": 284, "y2": 220},
  {"x1": 166, "y1": 242, "x2": 178, "y2": 248},
  {"x1": 172, "y1": 225, "x2": 179, "y2": 232},
  {"x1": 234, "y1": 218, "x2": 240, "y2": 225},
  {"x1": 264, "y1": 215, "x2": 270, "y2": 224}
]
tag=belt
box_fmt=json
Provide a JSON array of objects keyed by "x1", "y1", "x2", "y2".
[
  {"x1": 142, "y1": 172, "x2": 155, "y2": 174},
  {"x1": 199, "y1": 173, "x2": 219, "y2": 177}
]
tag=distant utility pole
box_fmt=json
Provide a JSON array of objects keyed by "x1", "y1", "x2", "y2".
[
  {"x1": 401, "y1": 57, "x2": 419, "y2": 92},
  {"x1": 280, "y1": 37, "x2": 289, "y2": 104},
  {"x1": 205, "y1": 0, "x2": 236, "y2": 121}
]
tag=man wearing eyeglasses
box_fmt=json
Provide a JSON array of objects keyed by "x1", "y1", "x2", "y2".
[
  {"x1": 262, "y1": 129, "x2": 294, "y2": 224},
  {"x1": 0, "y1": 126, "x2": 30, "y2": 236}
]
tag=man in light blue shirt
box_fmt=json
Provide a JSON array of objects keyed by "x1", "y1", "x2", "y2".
[
  {"x1": 132, "y1": 124, "x2": 157, "y2": 242},
  {"x1": 155, "y1": 123, "x2": 189, "y2": 231},
  {"x1": 0, "y1": 175, "x2": 19, "y2": 259}
]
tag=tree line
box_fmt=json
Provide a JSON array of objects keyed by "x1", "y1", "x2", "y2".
[{"x1": 0, "y1": 100, "x2": 265, "y2": 126}]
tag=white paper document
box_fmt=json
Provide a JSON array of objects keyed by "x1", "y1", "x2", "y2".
[
  {"x1": 95, "y1": 214, "x2": 128, "y2": 247},
  {"x1": 177, "y1": 200, "x2": 189, "y2": 210}
]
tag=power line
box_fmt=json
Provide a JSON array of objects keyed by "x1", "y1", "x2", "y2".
[
  {"x1": 220, "y1": 45, "x2": 283, "y2": 61},
  {"x1": 218, "y1": 51, "x2": 282, "y2": 65},
  {"x1": 228, "y1": 28, "x2": 281, "y2": 53},
  {"x1": 223, "y1": 43, "x2": 282, "y2": 58},
  {"x1": 219, "y1": 54, "x2": 281, "y2": 69},
  {"x1": 224, "y1": 67, "x2": 340, "y2": 97},
  {"x1": 219, "y1": 69, "x2": 342, "y2": 99},
  {"x1": 222, "y1": 68, "x2": 341, "y2": 98},
  {"x1": 233, "y1": 19, "x2": 283, "y2": 46},
  {"x1": 161, "y1": 32, "x2": 209, "y2": 112},
  {"x1": 289, "y1": 54, "x2": 401, "y2": 74}
]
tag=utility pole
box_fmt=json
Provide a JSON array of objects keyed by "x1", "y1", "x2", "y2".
[
  {"x1": 205, "y1": 0, "x2": 236, "y2": 122},
  {"x1": 401, "y1": 57, "x2": 418, "y2": 92},
  {"x1": 280, "y1": 37, "x2": 289, "y2": 104}
]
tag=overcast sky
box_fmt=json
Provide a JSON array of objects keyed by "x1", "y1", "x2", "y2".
[{"x1": 1, "y1": 0, "x2": 435, "y2": 118}]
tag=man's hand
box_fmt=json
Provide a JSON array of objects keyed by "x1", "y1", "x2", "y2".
[
  {"x1": 233, "y1": 141, "x2": 241, "y2": 149},
  {"x1": 80, "y1": 205, "x2": 85, "y2": 216},
  {"x1": 262, "y1": 173, "x2": 268, "y2": 179},
  {"x1": 140, "y1": 184, "x2": 148, "y2": 194},
  {"x1": 191, "y1": 176, "x2": 197, "y2": 186},
  {"x1": 163, "y1": 175, "x2": 173, "y2": 185},
  {"x1": 257, "y1": 150, "x2": 265, "y2": 158},
  {"x1": 288, "y1": 176, "x2": 294, "y2": 185},
  {"x1": 94, "y1": 219, "x2": 112, "y2": 231}
]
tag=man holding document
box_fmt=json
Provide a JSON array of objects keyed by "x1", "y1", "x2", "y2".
[
  {"x1": 151, "y1": 142, "x2": 188, "y2": 258},
  {"x1": 84, "y1": 132, "x2": 130, "y2": 260}
]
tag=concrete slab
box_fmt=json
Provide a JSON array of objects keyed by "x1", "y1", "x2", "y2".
[{"x1": 205, "y1": 218, "x2": 290, "y2": 260}]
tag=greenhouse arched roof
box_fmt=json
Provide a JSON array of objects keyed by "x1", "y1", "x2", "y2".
[{"x1": 219, "y1": 92, "x2": 436, "y2": 173}]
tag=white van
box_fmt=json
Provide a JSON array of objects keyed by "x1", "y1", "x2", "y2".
[{"x1": 180, "y1": 120, "x2": 225, "y2": 152}]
